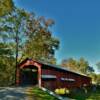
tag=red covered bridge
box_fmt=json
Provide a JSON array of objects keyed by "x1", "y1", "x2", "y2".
[{"x1": 16, "y1": 58, "x2": 91, "y2": 90}]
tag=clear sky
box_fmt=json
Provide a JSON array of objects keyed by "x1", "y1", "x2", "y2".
[{"x1": 13, "y1": 0, "x2": 100, "y2": 73}]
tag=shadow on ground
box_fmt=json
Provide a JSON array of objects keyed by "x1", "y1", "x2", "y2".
[{"x1": 0, "y1": 87, "x2": 27, "y2": 100}]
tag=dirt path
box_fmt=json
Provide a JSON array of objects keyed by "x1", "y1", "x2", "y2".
[{"x1": 0, "y1": 87, "x2": 33, "y2": 100}]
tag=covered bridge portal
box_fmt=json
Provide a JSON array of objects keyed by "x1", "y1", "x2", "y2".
[{"x1": 16, "y1": 58, "x2": 91, "y2": 90}]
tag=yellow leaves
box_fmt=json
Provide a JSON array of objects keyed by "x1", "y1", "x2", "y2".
[{"x1": 55, "y1": 88, "x2": 70, "y2": 95}]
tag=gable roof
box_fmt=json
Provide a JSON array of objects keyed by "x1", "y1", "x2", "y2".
[{"x1": 19, "y1": 58, "x2": 90, "y2": 78}]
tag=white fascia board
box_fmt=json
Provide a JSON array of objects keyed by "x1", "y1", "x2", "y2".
[{"x1": 42, "y1": 75, "x2": 57, "y2": 79}]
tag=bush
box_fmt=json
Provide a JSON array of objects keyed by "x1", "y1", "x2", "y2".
[{"x1": 55, "y1": 88, "x2": 70, "y2": 95}]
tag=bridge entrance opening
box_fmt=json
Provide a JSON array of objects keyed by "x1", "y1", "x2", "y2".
[{"x1": 20, "y1": 66, "x2": 38, "y2": 86}]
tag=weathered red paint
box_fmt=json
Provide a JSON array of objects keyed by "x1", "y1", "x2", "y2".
[
  {"x1": 16, "y1": 68, "x2": 20, "y2": 86},
  {"x1": 17, "y1": 58, "x2": 92, "y2": 90},
  {"x1": 17, "y1": 59, "x2": 42, "y2": 87}
]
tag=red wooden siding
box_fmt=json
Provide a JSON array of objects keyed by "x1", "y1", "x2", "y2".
[
  {"x1": 41, "y1": 67, "x2": 91, "y2": 90},
  {"x1": 18, "y1": 58, "x2": 92, "y2": 91}
]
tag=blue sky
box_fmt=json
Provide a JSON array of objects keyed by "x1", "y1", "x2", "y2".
[{"x1": 13, "y1": 0, "x2": 100, "y2": 73}]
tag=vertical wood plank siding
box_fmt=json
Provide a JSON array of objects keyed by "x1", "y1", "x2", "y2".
[
  {"x1": 41, "y1": 67, "x2": 91, "y2": 90},
  {"x1": 18, "y1": 58, "x2": 92, "y2": 91}
]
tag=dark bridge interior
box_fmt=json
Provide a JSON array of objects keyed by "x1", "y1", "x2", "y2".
[{"x1": 20, "y1": 67, "x2": 38, "y2": 86}]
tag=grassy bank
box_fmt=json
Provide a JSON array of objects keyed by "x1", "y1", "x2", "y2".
[
  {"x1": 27, "y1": 87, "x2": 58, "y2": 100},
  {"x1": 27, "y1": 86, "x2": 100, "y2": 100},
  {"x1": 67, "y1": 86, "x2": 100, "y2": 100}
]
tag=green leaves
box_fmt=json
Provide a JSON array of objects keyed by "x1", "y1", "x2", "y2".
[
  {"x1": 0, "y1": 1, "x2": 60, "y2": 86},
  {"x1": 96, "y1": 62, "x2": 100, "y2": 72},
  {"x1": 0, "y1": 56, "x2": 15, "y2": 86},
  {"x1": 0, "y1": 7, "x2": 31, "y2": 86},
  {"x1": 0, "y1": 43, "x2": 13, "y2": 56}
]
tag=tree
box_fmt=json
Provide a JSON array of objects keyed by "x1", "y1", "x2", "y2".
[
  {"x1": 0, "y1": 7, "x2": 32, "y2": 85},
  {"x1": 96, "y1": 74, "x2": 100, "y2": 85},
  {"x1": 88, "y1": 73, "x2": 100, "y2": 85},
  {"x1": 0, "y1": 56, "x2": 15, "y2": 86},
  {"x1": 61, "y1": 57, "x2": 94, "y2": 74},
  {"x1": 61, "y1": 58, "x2": 78, "y2": 70},
  {"x1": 96, "y1": 62, "x2": 100, "y2": 72},
  {"x1": 0, "y1": 0, "x2": 14, "y2": 16},
  {"x1": 78, "y1": 57, "x2": 89, "y2": 74},
  {"x1": 0, "y1": 43, "x2": 13, "y2": 56},
  {"x1": 0, "y1": 2, "x2": 59, "y2": 86},
  {"x1": 0, "y1": 42, "x2": 15, "y2": 86},
  {"x1": 86, "y1": 66, "x2": 94, "y2": 74},
  {"x1": 0, "y1": 7, "x2": 31, "y2": 60},
  {"x1": 24, "y1": 16, "x2": 59, "y2": 64}
]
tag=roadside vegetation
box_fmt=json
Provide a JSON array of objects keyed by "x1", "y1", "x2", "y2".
[
  {"x1": 0, "y1": 0, "x2": 59, "y2": 86},
  {"x1": 61, "y1": 85, "x2": 100, "y2": 100},
  {"x1": 27, "y1": 87, "x2": 58, "y2": 100},
  {"x1": 27, "y1": 85, "x2": 100, "y2": 100}
]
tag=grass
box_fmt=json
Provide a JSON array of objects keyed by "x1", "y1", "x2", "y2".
[
  {"x1": 26, "y1": 87, "x2": 58, "y2": 100},
  {"x1": 86, "y1": 89, "x2": 100, "y2": 100},
  {"x1": 66, "y1": 86, "x2": 100, "y2": 100},
  {"x1": 26, "y1": 86, "x2": 100, "y2": 100}
]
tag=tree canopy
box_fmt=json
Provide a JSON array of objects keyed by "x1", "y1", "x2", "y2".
[
  {"x1": 0, "y1": 0, "x2": 14, "y2": 16},
  {"x1": 61, "y1": 57, "x2": 94, "y2": 74},
  {"x1": 24, "y1": 16, "x2": 59, "y2": 63},
  {"x1": 96, "y1": 62, "x2": 100, "y2": 72},
  {"x1": 0, "y1": 1, "x2": 59, "y2": 86}
]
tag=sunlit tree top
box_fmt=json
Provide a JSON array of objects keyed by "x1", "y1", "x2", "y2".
[{"x1": 0, "y1": 0, "x2": 14, "y2": 16}]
